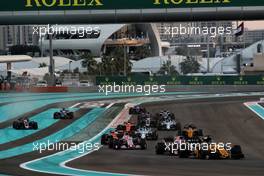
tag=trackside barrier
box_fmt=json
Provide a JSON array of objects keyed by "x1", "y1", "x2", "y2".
[
  {"x1": 96, "y1": 75, "x2": 264, "y2": 85},
  {"x1": 0, "y1": 82, "x2": 11, "y2": 91},
  {"x1": 29, "y1": 87, "x2": 68, "y2": 93}
]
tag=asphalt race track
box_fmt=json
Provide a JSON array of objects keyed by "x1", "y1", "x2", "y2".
[
  {"x1": 0, "y1": 95, "x2": 264, "y2": 176},
  {"x1": 69, "y1": 97, "x2": 264, "y2": 176}
]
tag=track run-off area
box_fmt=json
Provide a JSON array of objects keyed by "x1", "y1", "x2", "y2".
[{"x1": 0, "y1": 92, "x2": 264, "y2": 176}]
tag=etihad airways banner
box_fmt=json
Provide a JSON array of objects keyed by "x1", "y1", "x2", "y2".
[{"x1": 0, "y1": 0, "x2": 263, "y2": 11}]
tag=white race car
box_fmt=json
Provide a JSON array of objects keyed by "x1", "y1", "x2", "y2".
[{"x1": 136, "y1": 126, "x2": 158, "y2": 140}]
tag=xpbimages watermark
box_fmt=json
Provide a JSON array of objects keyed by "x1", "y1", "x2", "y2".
[
  {"x1": 33, "y1": 140, "x2": 100, "y2": 154},
  {"x1": 165, "y1": 141, "x2": 232, "y2": 154},
  {"x1": 160, "y1": 24, "x2": 232, "y2": 38},
  {"x1": 98, "y1": 83, "x2": 166, "y2": 96},
  {"x1": 32, "y1": 24, "x2": 100, "y2": 38}
]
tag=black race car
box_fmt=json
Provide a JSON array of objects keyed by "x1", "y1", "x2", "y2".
[
  {"x1": 155, "y1": 136, "x2": 177, "y2": 155},
  {"x1": 13, "y1": 118, "x2": 38, "y2": 130},
  {"x1": 137, "y1": 112, "x2": 157, "y2": 127},
  {"x1": 129, "y1": 106, "x2": 146, "y2": 115},
  {"x1": 155, "y1": 111, "x2": 175, "y2": 121},
  {"x1": 53, "y1": 108, "x2": 74, "y2": 119}
]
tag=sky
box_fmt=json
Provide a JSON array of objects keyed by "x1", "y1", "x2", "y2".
[{"x1": 241, "y1": 20, "x2": 264, "y2": 30}]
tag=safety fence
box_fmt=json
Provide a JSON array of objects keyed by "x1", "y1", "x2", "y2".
[{"x1": 96, "y1": 75, "x2": 264, "y2": 85}]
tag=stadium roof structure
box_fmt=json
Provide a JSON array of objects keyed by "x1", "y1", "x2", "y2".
[{"x1": 0, "y1": 55, "x2": 32, "y2": 63}]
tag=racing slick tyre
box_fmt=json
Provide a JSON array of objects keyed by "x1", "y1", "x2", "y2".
[
  {"x1": 156, "y1": 143, "x2": 166, "y2": 155},
  {"x1": 178, "y1": 130, "x2": 183, "y2": 136},
  {"x1": 113, "y1": 140, "x2": 121, "y2": 150},
  {"x1": 129, "y1": 108, "x2": 134, "y2": 115},
  {"x1": 179, "y1": 149, "x2": 190, "y2": 158},
  {"x1": 176, "y1": 122, "x2": 181, "y2": 131},
  {"x1": 200, "y1": 150, "x2": 211, "y2": 160},
  {"x1": 68, "y1": 112, "x2": 74, "y2": 119},
  {"x1": 198, "y1": 129, "x2": 203, "y2": 136},
  {"x1": 140, "y1": 140, "x2": 147, "y2": 150},
  {"x1": 101, "y1": 134, "x2": 109, "y2": 145},
  {"x1": 30, "y1": 122, "x2": 38, "y2": 130},
  {"x1": 153, "y1": 132, "x2": 158, "y2": 140},
  {"x1": 116, "y1": 125, "x2": 125, "y2": 131},
  {"x1": 170, "y1": 125, "x2": 177, "y2": 131},
  {"x1": 13, "y1": 121, "x2": 20, "y2": 129},
  {"x1": 54, "y1": 112, "x2": 61, "y2": 119},
  {"x1": 231, "y1": 145, "x2": 245, "y2": 159},
  {"x1": 157, "y1": 124, "x2": 166, "y2": 130},
  {"x1": 108, "y1": 138, "x2": 114, "y2": 149}
]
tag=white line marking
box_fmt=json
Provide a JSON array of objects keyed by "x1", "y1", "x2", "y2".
[
  {"x1": 244, "y1": 102, "x2": 264, "y2": 120},
  {"x1": 70, "y1": 103, "x2": 81, "y2": 108},
  {"x1": 106, "y1": 103, "x2": 114, "y2": 109}
]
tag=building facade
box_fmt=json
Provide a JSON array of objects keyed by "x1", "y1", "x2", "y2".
[{"x1": 0, "y1": 25, "x2": 38, "y2": 51}]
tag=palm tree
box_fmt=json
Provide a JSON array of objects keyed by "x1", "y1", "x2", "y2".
[
  {"x1": 81, "y1": 53, "x2": 98, "y2": 75},
  {"x1": 134, "y1": 45, "x2": 151, "y2": 60},
  {"x1": 158, "y1": 60, "x2": 179, "y2": 76},
  {"x1": 39, "y1": 62, "x2": 47, "y2": 68},
  {"x1": 180, "y1": 57, "x2": 200, "y2": 75},
  {"x1": 109, "y1": 47, "x2": 133, "y2": 75}
]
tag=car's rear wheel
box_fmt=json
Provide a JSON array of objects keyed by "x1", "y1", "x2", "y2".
[
  {"x1": 231, "y1": 145, "x2": 244, "y2": 159},
  {"x1": 108, "y1": 139, "x2": 114, "y2": 149},
  {"x1": 129, "y1": 108, "x2": 133, "y2": 115},
  {"x1": 153, "y1": 132, "x2": 158, "y2": 140},
  {"x1": 54, "y1": 112, "x2": 61, "y2": 119},
  {"x1": 68, "y1": 112, "x2": 74, "y2": 119},
  {"x1": 13, "y1": 121, "x2": 19, "y2": 129},
  {"x1": 198, "y1": 129, "x2": 203, "y2": 136},
  {"x1": 101, "y1": 134, "x2": 108, "y2": 145},
  {"x1": 140, "y1": 140, "x2": 147, "y2": 150},
  {"x1": 200, "y1": 150, "x2": 210, "y2": 160},
  {"x1": 32, "y1": 122, "x2": 38, "y2": 130},
  {"x1": 113, "y1": 140, "x2": 120, "y2": 150},
  {"x1": 176, "y1": 122, "x2": 181, "y2": 131},
  {"x1": 156, "y1": 143, "x2": 166, "y2": 154}
]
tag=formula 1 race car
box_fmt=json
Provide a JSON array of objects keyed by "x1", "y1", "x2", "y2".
[
  {"x1": 112, "y1": 133, "x2": 147, "y2": 150},
  {"x1": 53, "y1": 108, "x2": 74, "y2": 119},
  {"x1": 101, "y1": 122, "x2": 136, "y2": 148},
  {"x1": 194, "y1": 143, "x2": 245, "y2": 160},
  {"x1": 137, "y1": 112, "x2": 157, "y2": 127},
  {"x1": 155, "y1": 135, "x2": 212, "y2": 157},
  {"x1": 116, "y1": 122, "x2": 137, "y2": 134},
  {"x1": 101, "y1": 130, "x2": 124, "y2": 148},
  {"x1": 155, "y1": 110, "x2": 175, "y2": 121},
  {"x1": 13, "y1": 118, "x2": 38, "y2": 130},
  {"x1": 155, "y1": 136, "x2": 184, "y2": 155},
  {"x1": 157, "y1": 118, "x2": 181, "y2": 131},
  {"x1": 179, "y1": 123, "x2": 203, "y2": 141},
  {"x1": 136, "y1": 126, "x2": 158, "y2": 140},
  {"x1": 129, "y1": 106, "x2": 146, "y2": 115}
]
